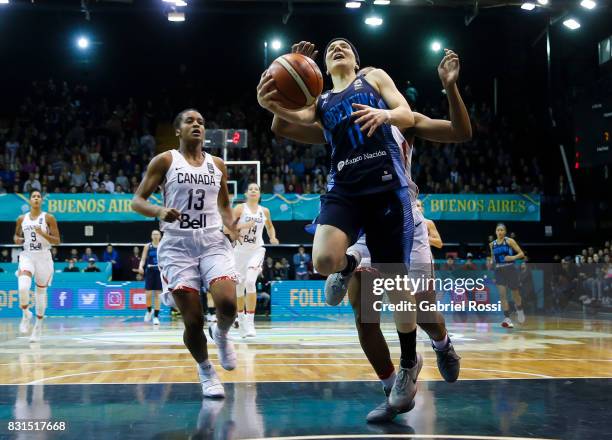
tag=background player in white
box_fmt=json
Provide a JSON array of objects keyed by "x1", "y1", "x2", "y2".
[
  {"x1": 13, "y1": 190, "x2": 60, "y2": 343},
  {"x1": 416, "y1": 198, "x2": 442, "y2": 249},
  {"x1": 138, "y1": 229, "x2": 162, "y2": 326},
  {"x1": 233, "y1": 183, "x2": 279, "y2": 337},
  {"x1": 132, "y1": 108, "x2": 241, "y2": 398}
]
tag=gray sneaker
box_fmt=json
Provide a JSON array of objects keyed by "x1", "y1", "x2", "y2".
[
  {"x1": 388, "y1": 353, "x2": 423, "y2": 411},
  {"x1": 324, "y1": 272, "x2": 352, "y2": 306},
  {"x1": 366, "y1": 385, "x2": 415, "y2": 423}
]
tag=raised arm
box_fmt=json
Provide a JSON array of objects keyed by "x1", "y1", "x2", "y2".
[
  {"x1": 413, "y1": 50, "x2": 471, "y2": 143},
  {"x1": 131, "y1": 152, "x2": 180, "y2": 222},
  {"x1": 13, "y1": 215, "x2": 24, "y2": 245},
  {"x1": 426, "y1": 219, "x2": 443, "y2": 249},
  {"x1": 37, "y1": 214, "x2": 61, "y2": 245},
  {"x1": 264, "y1": 207, "x2": 279, "y2": 245}
]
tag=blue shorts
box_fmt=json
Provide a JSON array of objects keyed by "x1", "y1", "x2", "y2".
[{"x1": 318, "y1": 187, "x2": 414, "y2": 266}]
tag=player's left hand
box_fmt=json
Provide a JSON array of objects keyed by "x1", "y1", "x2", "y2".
[
  {"x1": 438, "y1": 49, "x2": 460, "y2": 89},
  {"x1": 351, "y1": 103, "x2": 391, "y2": 137},
  {"x1": 270, "y1": 238, "x2": 280, "y2": 245},
  {"x1": 292, "y1": 41, "x2": 318, "y2": 60}
]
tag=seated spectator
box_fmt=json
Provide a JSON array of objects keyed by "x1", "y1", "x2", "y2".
[
  {"x1": 63, "y1": 258, "x2": 80, "y2": 272},
  {"x1": 70, "y1": 166, "x2": 86, "y2": 189},
  {"x1": 65, "y1": 248, "x2": 79, "y2": 262},
  {"x1": 0, "y1": 179, "x2": 7, "y2": 195},
  {"x1": 103, "y1": 244, "x2": 120, "y2": 277},
  {"x1": 293, "y1": 246, "x2": 311, "y2": 280},
  {"x1": 462, "y1": 253, "x2": 478, "y2": 270},
  {"x1": 81, "y1": 247, "x2": 98, "y2": 262},
  {"x1": 84, "y1": 258, "x2": 101, "y2": 272},
  {"x1": 115, "y1": 169, "x2": 129, "y2": 191},
  {"x1": 441, "y1": 256, "x2": 457, "y2": 271},
  {"x1": 51, "y1": 247, "x2": 60, "y2": 262},
  {"x1": 102, "y1": 174, "x2": 115, "y2": 193},
  {"x1": 262, "y1": 257, "x2": 275, "y2": 292},
  {"x1": 23, "y1": 173, "x2": 42, "y2": 192},
  {"x1": 0, "y1": 248, "x2": 11, "y2": 262},
  {"x1": 273, "y1": 176, "x2": 285, "y2": 194}
]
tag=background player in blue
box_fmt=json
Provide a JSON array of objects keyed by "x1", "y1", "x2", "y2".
[
  {"x1": 258, "y1": 38, "x2": 419, "y2": 413},
  {"x1": 138, "y1": 229, "x2": 163, "y2": 326},
  {"x1": 490, "y1": 223, "x2": 526, "y2": 328}
]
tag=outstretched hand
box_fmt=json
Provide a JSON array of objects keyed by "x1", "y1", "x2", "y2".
[
  {"x1": 438, "y1": 49, "x2": 460, "y2": 89},
  {"x1": 292, "y1": 41, "x2": 318, "y2": 60}
]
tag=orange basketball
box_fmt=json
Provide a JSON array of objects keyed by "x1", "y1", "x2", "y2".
[{"x1": 268, "y1": 53, "x2": 324, "y2": 110}]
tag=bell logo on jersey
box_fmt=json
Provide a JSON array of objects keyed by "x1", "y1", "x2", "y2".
[
  {"x1": 337, "y1": 161, "x2": 345, "y2": 171},
  {"x1": 207, "y1": 163, "x2": 215, "y2": 174},
  {"x1": 179, "y1": 213, "x2": 207, "y2": 229}
]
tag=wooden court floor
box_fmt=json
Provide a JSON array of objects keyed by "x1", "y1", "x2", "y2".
[{"x1": 1, "y1": 315, "x2": 611, "y2": 385}]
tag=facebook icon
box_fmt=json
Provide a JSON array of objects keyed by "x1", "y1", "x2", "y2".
[{"x1": 51, "y1": 289, "x2": 73, "y2": 309}]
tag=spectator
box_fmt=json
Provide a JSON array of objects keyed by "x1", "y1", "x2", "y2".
[
  {"x1": 65, "y1": 248, "x2": 79, "y2": 262},
  {"x1": 0, "y1": 248, "x2": 11, "y2": 262},
  {"x1": 63, "y1": 258, "x2": 80, "y2": 272},
  {"x1": 51, "y1": 247, "x2": 60, "y2": 262},
  {"x1": 293, "y1": 246, "x2": 311, "y2": 280},
  {"x1": 115, "y1": 169, "x2": 129, "y2": 191},
  {"x1": 102, "y1": 174, "x2": 115, "y2": 193},
  {"x1": 128, "y1": 246, "x2": 143, "y2": 281},
  {"x1": 404, "y1": 80, "x2": 418, "y2": 106},
  {"x1": 81, "y1": 247, "x2": 98, "y2": 262},
  {"x1": 441, "y1": 256, "x2": 457, "y2": 271},
  {"x1": 0, "y1": 179, "x2": 6, "y2": 195},
  {"x1": 23, "y1": 173, "x2": 42, "y2": 192},
  {"x1": 262, "y1": 257, "x2": 276, "y2": 290},
  {"x1": 462, "y1": 253, "x2": 478, "y2": 270},
  {"x1": 70, "y1": 165, "x2": 86, "y2": 189},
  {"x1": 273, "y1": 176, "x2": 285, "y2": 194},
  {"x1": 103, "y1": 244, "x2": 121, "y2": 277},
  {"x1": 274, "y1": 261, "x2": 288, "y2": 280},
  {"x1": 5, "y1": 136, "x2": 19, "y2": 165},
  {"x1": 84, "y1": 258, "x2": 101, "y2": 272}
]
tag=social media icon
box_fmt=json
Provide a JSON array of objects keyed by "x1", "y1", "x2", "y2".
[
  {"x1": 78, "y1": 289, "x2": 99, "y2": 309},
  {"x1": 130, "y1": 289, "x2": 147, "y2": 310},
  {"x1": 51, "y1": 289, "x2": 73, "y2": 309},
  {"x1": 104, "y1": 289, "x2": 125, "y2": 310}
]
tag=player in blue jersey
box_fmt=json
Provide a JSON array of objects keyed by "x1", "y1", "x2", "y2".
[
  {"x1": 138, "y1": 229, "x2": 163, "y2": 325},
  {"x1": 259, "y1": 41, "x2": 471, "y2": 419},
  {"x1": 490, "y1": 223, "x2": 526, "y2": 328},
  {"x1": 258, "y1": 37, "x2": 419, "y2": 412}
]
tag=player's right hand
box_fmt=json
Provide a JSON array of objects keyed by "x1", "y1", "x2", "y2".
[
  {"x1": 137, "y1": 267, "x2": 144, "y2": 275},
  {"x1": 157, "y1": 207, "x2": 181, "y2": 222},
  {"x1": 292, "y1": 41, "x2": 318, "y2": 60},
  {"x1": 226, "y1": 218, "x2": 242, "y2": 243},
  {"x1": 256, "y1": 71, "x2": 280, "y2": 112}
]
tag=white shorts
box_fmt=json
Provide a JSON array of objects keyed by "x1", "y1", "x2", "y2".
[
  {"x1": 234, "y1": 246, "x2": 266, "y2": 282},
  {"x1": 18, "y1": 251, "x2": 54, "y2": 287},
  {"x1": 349, "y1": 203, "x2": 434, "y2": 279},
  {"x1": 158, "y1": 228, "x2": 239, "y2": 308}
]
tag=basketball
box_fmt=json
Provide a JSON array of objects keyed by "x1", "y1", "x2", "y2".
[{"x1": 268, "y1": 53, "x2": 324, "y2": 110}]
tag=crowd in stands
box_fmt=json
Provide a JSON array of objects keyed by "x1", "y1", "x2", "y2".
[{"x1": 0, "y1": 78, "x2": 553, "y2": 197}]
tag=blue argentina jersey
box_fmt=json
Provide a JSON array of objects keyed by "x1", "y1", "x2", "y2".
[
  {"x1": 491, "y1": 238, "x2": 514, "y2": 267},
  {"x1": 316, "y1": 76, "x2": 409, "y2": 196},
  {"x1": 146, "y1": 243, "x2": 158, "y2": 268}
]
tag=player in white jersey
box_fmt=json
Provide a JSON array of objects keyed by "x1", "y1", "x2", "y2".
[
  {"x1": 131, "y1": 109, "x2": 241, "y2": 399},
  {"x1": 233, "y1": 182, "x2": 279, "y2": 338},
  {"x1": 13, "y1": 190, "x2": 61, "y2": 343},
  {"x1": 270, "y1": 46, "x2": 470, "y2": 421}
]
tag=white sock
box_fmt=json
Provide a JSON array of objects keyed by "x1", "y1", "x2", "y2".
[
  {"x1": 432, "y1": 334, "x2": 449, "y2": 350},
  {"x1": 238, "y1": 311, "x2": 244, "y2": 320},
  {"x1": 381, "y1": 370, "x2": 396, "y2": 390},
  {"x1": 35, "y1": 287, "x2": 47, "y2": 318},
  {"x1": 18, "y1": 275, "x2": 31, "y2": 309}
]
